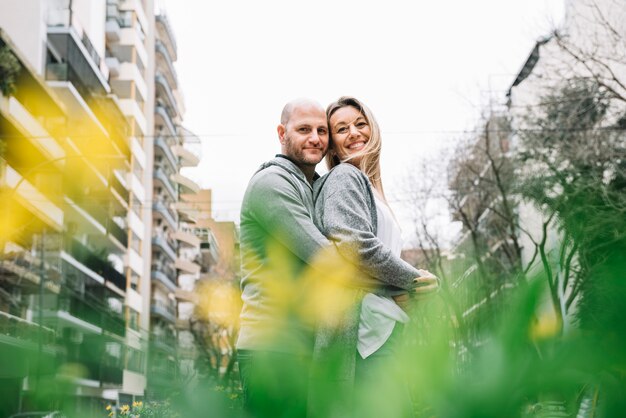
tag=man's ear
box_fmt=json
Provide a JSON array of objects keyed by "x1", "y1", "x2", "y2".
[{"x1": 277, "y1": 124, "x2": 286, "y2": 145}]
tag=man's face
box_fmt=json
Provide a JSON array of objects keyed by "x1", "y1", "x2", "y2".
[{"x1": 278, "y1": 105, "x2": 329, "y2": 167}]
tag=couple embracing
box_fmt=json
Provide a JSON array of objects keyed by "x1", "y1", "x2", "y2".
[{"x1": 236, "y1": 97, "x2": 439, "y2": 418}]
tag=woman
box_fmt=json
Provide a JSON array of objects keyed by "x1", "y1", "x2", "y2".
[{"x1": 311, "y1": 96, "x2": 438, "y2": 417}]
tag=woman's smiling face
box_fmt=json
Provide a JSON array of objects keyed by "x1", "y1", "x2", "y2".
[{"x1": 329, "y1": 105, "x2": 371, "y2": 166}]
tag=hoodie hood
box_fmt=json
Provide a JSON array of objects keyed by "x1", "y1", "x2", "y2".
[{"x1": 255, "y1": 155, "x2": 319, "y2": 188}]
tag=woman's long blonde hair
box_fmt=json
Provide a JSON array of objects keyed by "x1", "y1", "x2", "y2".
[{"x1": 326, "y1": 96, "x2": 387, "y2": 201}]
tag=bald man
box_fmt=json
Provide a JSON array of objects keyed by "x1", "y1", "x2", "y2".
[{"x1": 236, "y1": 99, "x2": 331, "y2": 417}]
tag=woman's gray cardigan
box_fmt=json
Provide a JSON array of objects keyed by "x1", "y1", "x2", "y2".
[{"x1": 309, "y1": 163, "x2": 422, "y2": 417}]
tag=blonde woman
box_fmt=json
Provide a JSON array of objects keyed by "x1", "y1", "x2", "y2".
[{"x1": 311, "y1": 96, "x2": 438, "y2": 417}]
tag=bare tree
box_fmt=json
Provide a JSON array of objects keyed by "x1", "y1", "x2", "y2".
[
  {"x1": 188, "y1": 278, "x2": 241, "y2": 391},
  {"x1": 516, "y1": 77, "x2": 626, "y2": 331},
  {"x1": 552, "y1": 0, "x2": 626, "y2": 106}
]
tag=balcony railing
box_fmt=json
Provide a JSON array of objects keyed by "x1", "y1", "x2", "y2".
[
  {"x1": 151, "y1": 269, "x2": 177, "y2": 292},
  {"x1": 102, "y1": 313, "x2": 126, "y2": 337},
  {"x1": 46, "y1": 29, "x2": 109, "y2": 99},
  {"x1": 65, "y1": 239, "x2": 126, "y2": 289},
  {"x1": 155, "y1": 39, "x2": 178, "y2": 88},
  {"x1": 110, "y1": 171, "x2": 130, "y2": 203},
  {"x1": 91, "y1": 95, "x2": 132, "y2": 158},
  {"x1": 150, "y1": 300, "x2": 176, "y2": 324},
  {"x1": 151, "y1": 331, "x2": 177, "y2": 353},
  {"x1": 154, "y1": 135, "x2": 178, "y2": 171},
  {"x1": 64, "y1": 332, "x2": 135, "y2": 384},
  {"x1": 153, "y1": 200, "x2": 178, "y2": 229},
  {"x1": 58, "y1": 294, "x2": 126, "y2": 337},
  {"x1": 199, "y1": 230, "x2": 221, "y2": 271},
  {"x1": 155, "y1": 104, "x2": 178, "y2": 137},
  {"x1": 109, "y1": 220, "x2": 128, "y2": 247},
  {"x1": 152, "y1": 234, "x2": 177, "y2": 262},
  {"x1": 170, "y1": 173, "x2": 200, "y2": 194},
  {"x1": 64, "y1": 184, "x2": 110, "y2": 231},
  {"x1": 158, "y1": 259, "x2": 177, "y2": 279},
  {"x1": 155, "y1": 13, "x2": 177, "y2": 58},
  {"x1": 155, "y1": 72, "x2": 179, "y2": 118},
  {"x1": 153, "y1": 167, "x2": 178, "y2": 200},
  {"x1": 0, "y1": 310, "x2": 56, "y2": 346}
]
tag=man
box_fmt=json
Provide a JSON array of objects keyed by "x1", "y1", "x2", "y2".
[{"x1": 236, "y1": 99, "x2": 332, "y2": 417}]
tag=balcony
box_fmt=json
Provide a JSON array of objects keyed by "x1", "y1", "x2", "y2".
[
  {"x1": 151, "y1": 268, "x2": 177, "y2": 292},
  {"x1": 63, "y1": 195, "x2": 106, "y2": 236},
  {"x1": 155, "y1": 40, "x2": 178, "y2": 89},
  {"x1": 46, "y1": 27, "x2": 110, "y2": 98},
  {"x1": 108, "y1": 220, "x2": 128, "y2": 249},
  {"x1": 102, "y1": 312, "x2": 126, "y2": 337},
  {"x1": 119, "y1": 98, "x2": 148, "y2": 135},
  {"x1": 155, "y1": 136, "x2": 178, "y2": 172},
  {"x1": 198, "y1": 229, "x2": 220, "y2": 270},
  {"x1": 172, "y1": 201, "x2": 198, "y2": 223},
  {"x1": 125, "y1": 248, "x2": 143, "y2": 277},
  {"x1": 120, "y1": 0, "x2": 149, "y2": 31},
  {"x1": 110, "y1": 170, "x2": 130, "y2": 204},
  {"x1": 0, "y1": 95, "x2": 66, "y2": 164},
  {"x1": 153, "y1": 200, "x2": 178, "y2": 229},
  {"x1": 65, "y1": 198, "x2": 126, "y2": 255},
  {"x1": 175, "y1": 257, "x2": 200, "y2": 275},
  {"x1": 155, "y1": 72, "x2": 179, "y2": 119},
  {"x1": 0, "y1": 252, "x2": 49, "y2": 292},
  {"x1": 170, "y1": 173, "x2": 200, "y2": 194},
  {"x1": 173, "y1": 229, "x2": 200, "y2": 248},
  {"x1": 53, "y1": 293, "x2": 125, "y2": 338},
  {"x1": 174, "y1": 288, "x2": 197, "y2": 304},
  {"x1": 148, "y1": 357, "x2": 178, "y2": 389},
  {"x1": 0, "y1": 310, "x2": 56, "y2": 348},
  {"x1": 155, "y1": 13, "x2": 177, "y2": 61},
  {"x1": 110, "y1": 62, "x2": 147, "y2": 102},
  {"x1": 150, "y1": 300, "x2": 176, "y2": 324},
  {"x1": 89, "y1": 94, "x2": 132, "y2": 159},
  {"x1": 108, "y1": 21, "x2": 148, "y2": 71},
  {"x1": 152, "y1": 234, "x2": 177, "y2": 262},
  {"x1": 78, "y1": 335, "x2": 124, "y2": 384},
  {"x1": 105, "y1": 55, "x2": 120, "y2": 77},
  {"x1": 150, "y1": 331, "x2": 177, "y2": 353},
  {"x1": 65, "y1": 238, "x2": 126, "y2": 290},
  {"x1": 171, "y1": 144, "x2": 200, "y2": 168},
  {"x1": 153, "y1": 167, "x2": 177, "y2": 200},
  {"x1": 155, "y1": 104, "x2": 178, "y2": 137},
  {"x1": 105, "y1": 17, "x2": 121, "y2": 42},
  {"x1": 130, "y1": 137, "x2": 147, "y2": 173},
  {"x1": 1, "y1": 160, "x2": 65, "y2": 232}
]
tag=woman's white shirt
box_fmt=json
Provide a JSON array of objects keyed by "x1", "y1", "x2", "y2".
[{"x1": 357, "y1": 190, "x2": 409, "y2": 359}]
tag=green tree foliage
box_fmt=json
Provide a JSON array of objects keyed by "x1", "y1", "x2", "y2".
[
  {"x1": 0, "y1": 45, "x2": 20, "y2": 96},
  {"x1": 517, "y1": 79, "x2": 626, "y2": 326},
  {"x1": 517, "y1": 78, "x2": 626, "y2": 415}
]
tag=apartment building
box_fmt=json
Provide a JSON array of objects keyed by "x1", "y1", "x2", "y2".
[
  {"x1": 147, "y1": 8, "x2": 207, "y2": 396},
  {"x1": 173, "y1": 189, "x2": 239, "y2": 384},
  {"x1": 0, "y1": 0, "x2": 156, "y2": 414}
]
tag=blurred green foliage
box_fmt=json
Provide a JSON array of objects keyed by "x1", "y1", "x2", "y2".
[{"x1": 0, "y1": 45, "x2": 20, "y2": 96}]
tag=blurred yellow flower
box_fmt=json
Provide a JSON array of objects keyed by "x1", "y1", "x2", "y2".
[{"x1": 530, "y1": 311, "x2": 561, "y2": 340}]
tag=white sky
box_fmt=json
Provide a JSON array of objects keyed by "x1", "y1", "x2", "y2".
[{"x1": 164, "y1": 0, "x2": 565, "y2": 245}]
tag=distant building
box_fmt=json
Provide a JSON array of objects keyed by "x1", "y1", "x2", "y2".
[{"x1": 146, "y1": 6, "x2": 203, "y2": 398}]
